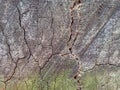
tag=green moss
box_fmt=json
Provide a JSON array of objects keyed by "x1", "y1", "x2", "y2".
[
  {"x1": 81, "y1": 72, "x2": 97, "y2": 90},
  {"x1": 2, "y1": 60, "x2": 77, "y2": 90},
  {"x1": 38, "y1": 59, "x2": 77, "y2": 90},
  {"x1": 49, "y1": 69, "x2": 77, "y2": 90},
  {"x1": 4, "y1": 69, "x2": 77, "y2": 90},
  {"x1": 6, "y1": 74, "x2": 39, "y2": 90},
  {"x1": 80, "y1": 66, "x2": 120, "y2": 90},
  {"x1": 39, "y1": 69, "x2": 77, "y2": 90}
]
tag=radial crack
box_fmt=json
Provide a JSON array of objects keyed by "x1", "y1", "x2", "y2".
[
  {"x1": 16, "y1": 6, "x2": 31, "y2": 61},
  {"x1": 0, "y1": 25, "x2": 14, "y2": 62},
  {"x1": 67, "y1": 0, "x2": 81, "y2": 55}
]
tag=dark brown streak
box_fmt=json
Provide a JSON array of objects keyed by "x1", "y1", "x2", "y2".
[
  {"x1": 16, "y1": 6, "x2": 31, "y2": 61},
  {"x1": 0, "y1": 25, "x2": 14, "y2": 62},
  {"x1": 3, "y1": 54, "x2": 27, "y2": 83},
  {"x1": 39, "y1": 11, "x2": 55, "y2": 72},
  {"x1": 67, "y1": 0, "x2": 81, "y2": 54}
]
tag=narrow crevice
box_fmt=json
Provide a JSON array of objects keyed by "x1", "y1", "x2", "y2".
[
  {"x1": 68, "y1": 1, "x2": 82, "y2": 90},
  {"x1": 0, "y1": 25, "x2": 14, "y2": 62},
  {"x1": 84, "y1": 62, "x2": 120, "y2": 73},
  {"x1": 3, "y1": 54, "x2": 28, "y2": 83},
  {"x1": 0, "y1": 20, "x2": 29, "y2": 84},
  {"x1": 67, "y1": 0, "x2": 81, "y2": 55},
  {"x1": 16, "y1": 6, "x2": 32, "y2": 61},
  {"x1": 4, "y1": 59, "x2": 19, "y2": 83},
  {"x1": 39, "y1": 11, "x2": 56, "y2": 73}
]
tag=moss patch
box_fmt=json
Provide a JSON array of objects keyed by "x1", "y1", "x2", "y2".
[
  {"x1": 80, "y1": 66, "x2": 120, "y2": 90},
  {"x1": 39, "y1": 69, "x2": 77, "y2": 90},
  {"x1": 6, "y1": 74, "x2": 39, "y2": 90},
  {"x1": 49, "y1": 69, "x2": 77, "y2": 90},
  {"x1": 0, "y1": 60, "x2": 77, "y2": 90},
  {"x1": 3, "y1": 66, "x2": 77, "y2": 90},
  {"x1": 81, "y1": 72, "x2": 97, "y2": 90}
]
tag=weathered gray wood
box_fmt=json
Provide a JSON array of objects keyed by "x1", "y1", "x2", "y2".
[{"x1": 0, "y1": 0, "x2": 120, "y2": 90}]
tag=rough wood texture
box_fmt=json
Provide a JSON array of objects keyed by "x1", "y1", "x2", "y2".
[{"x1": 0, "y1": 0, "x2": 120, "y2": 90}]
